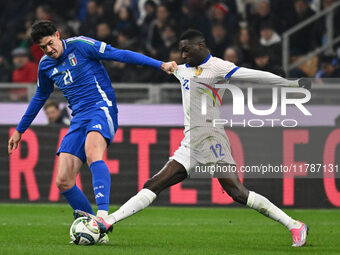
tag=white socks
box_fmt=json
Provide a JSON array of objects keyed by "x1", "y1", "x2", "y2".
[
  {"x1": 105, "y1": 189, "x2": 301, "y2": 231},
  {"x1": 105, "y1": 189, "x2": 157, "y2": 225},
  {"x1": 247, "y1": 191, "x2": 301, "y2": 230}
]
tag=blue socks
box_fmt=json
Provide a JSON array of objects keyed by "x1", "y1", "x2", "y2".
[
  {"x1": 89, "y1": 160, "x2": 111, "y2": 211},
  {"x1": 61, "y1": 160, "x2": 111, "y2": 214},
  {"x1": 61, "y1": 185, "x2": 94, "y2": 214}
]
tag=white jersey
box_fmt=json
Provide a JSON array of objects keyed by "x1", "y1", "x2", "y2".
[
  {"x1": 171, "y1": 55, "x2": 298, "y2": 172},
  {"x1": 171, "y1": 55, "x2": 238, "y2": 172},
  {"x1": 173, "y1": 55, "x2": 238, "y2": 132}
]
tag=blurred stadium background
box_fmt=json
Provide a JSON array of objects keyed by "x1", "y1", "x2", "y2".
[{"x1": 0, "y1": 0, "x2": 340, "y2": 210}]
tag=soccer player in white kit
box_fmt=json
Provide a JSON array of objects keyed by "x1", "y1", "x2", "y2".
[{"x1": 75, "y1": 29, "x2": 310, "y2": 247}]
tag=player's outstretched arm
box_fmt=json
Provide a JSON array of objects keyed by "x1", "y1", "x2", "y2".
[
  {"x1": 8, "y1": 130, "x2": 22, "y2": 155},
  {"x1": 107, "y1": 48, "x2": 178, "y2": 73},
  {"x1": 229, "y1": 67, "x2": 311, "y2": 90},
  {"x1": 82, "y1": 39, "x2": 178, "y2": 73}
]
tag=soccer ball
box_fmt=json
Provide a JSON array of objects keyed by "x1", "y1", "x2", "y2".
[{"x1": 69, "y1": 217, "x2": 101, "y2": 245}]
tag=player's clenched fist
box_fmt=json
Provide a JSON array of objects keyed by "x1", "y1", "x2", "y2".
[
  {"x1": 8, "y1": 130, "x2": 22, "y2": 155},
  {"x1": 161, "y1": 61, "x2": 178, "y2": 74}
]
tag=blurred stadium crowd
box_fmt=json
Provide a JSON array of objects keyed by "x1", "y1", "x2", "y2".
[{"x1": 0, "y1": 0, "x2": 340, "y2": 91}]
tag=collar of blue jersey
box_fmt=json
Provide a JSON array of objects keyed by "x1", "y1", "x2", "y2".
[
  {"x1": 185, "y1": 54, "x2": 211, "y2": 68},
  {"x1": 62, "y1": 40, "x2": 67, "y2": 50}
]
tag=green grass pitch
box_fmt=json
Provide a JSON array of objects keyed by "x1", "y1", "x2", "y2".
[{"x1": 0, "y1": 204, "x2": 339, "y2": 255}]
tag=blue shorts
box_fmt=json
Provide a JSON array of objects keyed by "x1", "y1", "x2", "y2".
[{"x1": 57, "y1": 105, "x2": 118, "y2": 162}]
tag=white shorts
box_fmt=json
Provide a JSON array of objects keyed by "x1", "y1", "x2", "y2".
[{"x1": 170, "y1": 127, "x2": 235, "y2": 175}]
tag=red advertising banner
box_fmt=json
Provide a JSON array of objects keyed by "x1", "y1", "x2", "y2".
[{"x1": 0, "y1": 126, "x2": 339, "y2": 208}]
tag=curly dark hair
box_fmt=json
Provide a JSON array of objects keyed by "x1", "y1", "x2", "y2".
[{"x1": 31, "y1": 20, "x2": 57, "y2": 43}]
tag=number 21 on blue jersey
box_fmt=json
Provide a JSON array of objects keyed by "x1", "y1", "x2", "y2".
[{"x1": 62, "y1": 69, "x2": 73, "y2": 85}]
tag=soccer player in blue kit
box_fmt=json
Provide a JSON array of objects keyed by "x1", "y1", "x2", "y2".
[{"x1": 7, "y1": 20, "x2": 177, "y2": 241}]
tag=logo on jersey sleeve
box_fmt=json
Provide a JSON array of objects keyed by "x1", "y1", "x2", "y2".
[
  {"x1": 68, "y1": 53, "x2": 77, "y2": 66},
  {"x1": 52, "y1": 68, "x2": 58, "y2": 75}
]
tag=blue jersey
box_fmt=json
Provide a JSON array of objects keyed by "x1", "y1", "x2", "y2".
[{"x1": 17, "y1": 36, "x2": 162, "y2": 133}]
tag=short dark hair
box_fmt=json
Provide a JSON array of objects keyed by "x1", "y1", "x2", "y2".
[
  {"x1": 31, "y1": 20, "x2": 57, "y2": 43},
  {"x1": 179, "y1": 29, "x2": 205, "y2": 42}
]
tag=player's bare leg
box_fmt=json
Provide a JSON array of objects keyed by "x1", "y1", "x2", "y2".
[
  {"x1": 217, "y1": 175, "x2": 249, "y2": 205},
  {"x1": 56, "y1": 152, "x2": 82, "y2": 192},
  {"x1": 74, "y1": 131, "x2": 112, "y2": 241},
  {"x1": 74, "y1": 131, "x2": 111, "y2": 221},
  {"x1": 75, "y1": 160, "x2": 186, "y2": 233},
  {"x1": 143, "y1": 160, "x2": 187, "y2": 195},
  {"x1": 102, "y1": 160, "x2": 187, "y2": 226},
  {"x1": 85, "y1": 131, "x2": 107, "y2": 165},
  {"x1": 217, "y1": 167, "x2": 308, "y2": 247},
  {"x1": 57, "y1": 152, "x2": 94, "y2": 214},
  {"x1": 85, "y1": 131, "x2": 110, "y2": 218},
  {"x1": 58, "y1": 152, "x2": 98, "y2": 243}
]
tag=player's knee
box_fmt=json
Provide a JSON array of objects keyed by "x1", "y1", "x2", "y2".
[
  {"x1": 86, "y1": 158, "x2": 94, "y2": 166},
  {"x1": 86, "y1": 152, "x2": 97, "y2": 165},
  {"x1": 85, "y1": 148, "x2": 103, "y2": 165},
  {"x1": 56, "y1": 177, "x2": 74, "y2": 192}
]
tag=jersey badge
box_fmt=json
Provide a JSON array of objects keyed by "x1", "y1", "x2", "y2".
[
  {"x1": 195, "y1": 67, "x2": 203, "y2": 76},
  {"x1": 68, "y1": 53, "x2": 77, "y2": 66}
]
